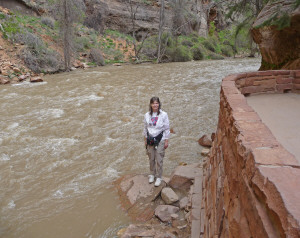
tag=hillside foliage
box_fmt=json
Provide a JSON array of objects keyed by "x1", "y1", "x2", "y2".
[{"x1": 2, "y1": 0, "x2": 294, "y2": 72}]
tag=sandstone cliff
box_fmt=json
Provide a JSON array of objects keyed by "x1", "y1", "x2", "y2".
[
  {"x1": 252, "y1": 0, "x2": 300, "y2": 70},
  {"x1": 77, "y1": 0, "x2": 214, "y2": 38},
  {"x1": 2, "y1": 0, "x2": 221, "y2": 38}
]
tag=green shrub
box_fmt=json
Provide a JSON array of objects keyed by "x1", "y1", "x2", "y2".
[
  {"x1": 202, "y1": 40, "x2": 215, "y2": 52},
  {"x1": 166, "y1": 45, "x2": 192, "y2": 62},
  {"x1": 89, "y1": 48, "x2": 105, "y2": 66},
  {"x1": 75, "y1": 37, "x2": 92, "y2": 50},
  {"x1": 181, "y1": 40, "x2": 194, "y2": 48},
  {"x1": 41, "y1": 17, "x2": 55, "y2": 29},
  {"x1": 13, "y1": 31, "x2": 44, "y2": 51},
  {"x1": 21, "y1": 47, "x2": 62, "y2": 73},
  {"x1": 208, "y1": 52, "x2": 225, "y2": 60},
  {"x1": 113, "y1": 50, "x2": 124, "y2": 61},
  {"x1": 221, "y1": 45, "x2": 234, "y2": 57},
  {"x1": 1, "y1": 19, "x2": 21, "y2": 39},
  {"x1": 192, "y1": 47, "x2": 204, "y2": 60}
]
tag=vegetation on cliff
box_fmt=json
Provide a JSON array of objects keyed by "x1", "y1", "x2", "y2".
[
  {"x1": 2, "y1": 0, "x2": 295, "y2": 75},
  {"x1": 0, "y1": 8, "x2": 249, "y2": 75}
]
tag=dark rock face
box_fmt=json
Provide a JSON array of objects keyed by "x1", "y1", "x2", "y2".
[
  {"x1": 252, "y1": 1, "x2": 300, "y2": 70},
  {"x1": 1, "y1": 0, "x2": 217, "y2": 37},
  {"x1": 87, "y1": 0, "x2": 208, "y2": 37},
  {"x1": 0, "y1": 0, "x2": 39, "y2": 15}
]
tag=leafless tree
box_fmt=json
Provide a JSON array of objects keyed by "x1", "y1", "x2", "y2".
[
  {"x1": 157, "y1": 0, "x2": 165, "y2": 63},
  {"x1": 125, "y1": 0, "x2": 149, "y2": 62},
  {"x1": 56, "y1": 0, "x2": 84, "y2": 71}
]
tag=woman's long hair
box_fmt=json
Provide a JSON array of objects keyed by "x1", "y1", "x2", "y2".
[{"x1": 149, "y1": 97, "x2": 161, "y2": 116}]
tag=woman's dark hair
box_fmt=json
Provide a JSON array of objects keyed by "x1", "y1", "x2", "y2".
[{"x1": 149, "y1": 97, "x2": 161, "y2": 116}]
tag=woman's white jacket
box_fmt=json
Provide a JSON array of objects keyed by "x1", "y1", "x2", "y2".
[{"x1": 143, "y1": 110, "x2": 170, "y2": 141}]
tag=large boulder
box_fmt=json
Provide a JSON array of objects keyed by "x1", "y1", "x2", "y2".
[
  {"x1": 155, "y1": 205, "x2": 179, "y2": 222},
  {"x1": 198, "y1": 134, "x2": 212, "y2": 147},
  {"x1": 161, "y1": 187, "x2": 179, "y2": 205},
  {"x1": 0, "y1": 76, "x2": 10, "y2": 84},
  {"x1": 251, "y1": 0, "x2": 300, "y2": 70},
  {"x1": 168, "y1": 163, "x2": 201, "y2": 190},
  {"x1": 115, "y1": 174, "x2": 166, "y2": 221}
]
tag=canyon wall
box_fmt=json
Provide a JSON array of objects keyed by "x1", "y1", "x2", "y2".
[
  {"x1": 252, "y1": 0, "x2": 300, "y2": 70},
  {"x1": 200, "y1": 70, "x2": 300, "y2": 237},
  {"x1": 0, "y1": 0, "x2": 223, "y2": 38}
]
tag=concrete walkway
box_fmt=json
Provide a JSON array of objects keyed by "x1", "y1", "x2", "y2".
[{"x1": 247, "y1": 93, "x2": 300, "y2": 162}]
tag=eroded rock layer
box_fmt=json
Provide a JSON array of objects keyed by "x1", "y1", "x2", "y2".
[{"x1": 252, "y1": 0, "x2": 300, "y2": 70}]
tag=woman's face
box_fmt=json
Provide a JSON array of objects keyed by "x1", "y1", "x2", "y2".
[{"x1": 151, "y1": 101, "x2": 159, "y2": 112}]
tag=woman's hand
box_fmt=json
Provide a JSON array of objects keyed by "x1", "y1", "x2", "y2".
[{"x1": 164, "y1": 140, "x2": 168, "y2": 149}]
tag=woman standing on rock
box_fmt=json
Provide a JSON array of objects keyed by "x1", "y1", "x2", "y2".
[{"x1": 144, "y1": 97, "x2": 170, "y2": 187}]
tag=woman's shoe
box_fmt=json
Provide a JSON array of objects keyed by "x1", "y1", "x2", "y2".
[
  {"x1": 154, "y1": 178, "x2": 161, "y2": 187},
  {"x1": 148, "y1": 175, "x2": 155, "y2": 183}
]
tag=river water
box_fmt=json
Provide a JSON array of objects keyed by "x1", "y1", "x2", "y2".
[{"x1": 0, "y1": 58, "x2": 260, "y2": 238}]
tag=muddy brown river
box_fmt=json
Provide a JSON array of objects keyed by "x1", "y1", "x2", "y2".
[{"x1": 0, "y1": 58, "x2": 260, "y2": 237}]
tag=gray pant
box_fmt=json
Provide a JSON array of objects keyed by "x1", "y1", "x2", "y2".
[{"x1": 147, "y1": 140, "x2": 165, "y2": 178}]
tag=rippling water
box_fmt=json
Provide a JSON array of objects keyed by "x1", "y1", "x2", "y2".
[{"x1": 0, "y1": 58, "x2": 260, "y2": 237}]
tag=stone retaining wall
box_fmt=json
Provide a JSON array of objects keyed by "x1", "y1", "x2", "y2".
[{"x1": 200, "y1": 70, "x2": 300, "y2": 238}]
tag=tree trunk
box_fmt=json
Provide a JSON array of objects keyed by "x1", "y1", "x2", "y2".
[
  {"x1": 62, "y1": 0, "x2": 72, "y2": 71},
  {"x1": 157, "y1": 0, "x2": 165, "y2": 63}
]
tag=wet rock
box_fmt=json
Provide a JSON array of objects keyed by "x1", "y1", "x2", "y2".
[
  {"x1": 18, "y1": 75, "x2": 26, "y2": 81},
  {"x1": 120, "y1": 224, "x2": 155, "y2": 238},
  {"x1": 81, "y1": 63, "x2": 89, "y2": 69},
  {"x1": 115, "y1": 174, "x2": 166, "y2": 221},
  {"x1": 0, "y1": 77, "x2": 10, "y2": 84},
  {"x1": 120, "y1": 224, "x2": 177, "y2": 238},
  {"x1": 73, "y1": 60, "x2": 83, "y2": 68},
  {"x1": 201, "y1": 148, "x2": 210, "y2": 156},
  {"x1": 198, "y1": 134, "x2": 212, "y2": 147},
  {"x1": 30, "y1": 76, "x2": 43, "y2": 83},
  {"x1": 117, "y1": 228, "x2": 127, "y2": 237},
  {"x1": 161, "y1": 187, "x2": 179, "y2": 205},
  {"x1": 168, "y1": 163, "x2": 201, "y2": 190},
  {"x1": 1, "y1": 70, "x2": 9, "y2": 76},
  {"x1": 155, "y1": 205, "x2": 179, "y2": 222},
  {"x1": 11, "y1": 76, "x2": 20, "y2": 83},
  {"x1": 13, "y1": 67, "x2": 21, "y2": 74},
  {"x1": 113, "y1": 63, "x2": 122, "y2": 66}
]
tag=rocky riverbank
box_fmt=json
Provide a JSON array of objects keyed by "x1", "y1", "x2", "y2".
[
  {"x1": 114, "y1": 134, "x2": 214, "y2": 237},
  {"x1": 114, "y1": 152, "x2": 214, "y2": 238}
]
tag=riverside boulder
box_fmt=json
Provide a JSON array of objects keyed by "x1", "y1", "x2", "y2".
[
  {"x1": 115, "y1": 174, "x2": 166, "y2": 221},
  {"x1": 155, "y1": 205, "x2": 179, "y2": 222},
  {"x1": 161, "y1": 187, "x2": 179, "y2": 205},
  {"x1": 198, "y1": 134, "x2": 212, "y2": 147},
  {"x1": 168, "y1": 163, "x2": 201, "y2": 190}
]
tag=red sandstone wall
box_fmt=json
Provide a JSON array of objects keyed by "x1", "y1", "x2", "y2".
[{"x1": 201, "y1": 70, "x2": 300, "y2": 238}]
